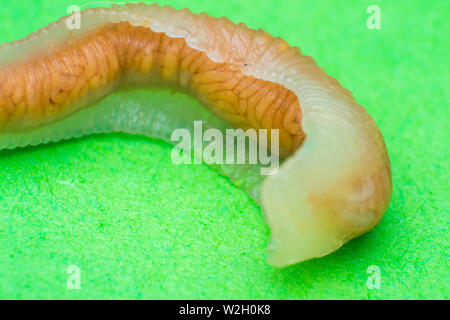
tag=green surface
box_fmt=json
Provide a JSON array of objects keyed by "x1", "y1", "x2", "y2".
[{"x1": 0, "y1": 0, "x2": 448, "y2": 299}]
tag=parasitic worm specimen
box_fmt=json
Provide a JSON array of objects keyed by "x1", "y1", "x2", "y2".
[{"x1": 0, "y1": 4, "x2": 392, "y2": 266}]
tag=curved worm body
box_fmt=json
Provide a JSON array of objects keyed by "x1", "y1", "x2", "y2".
[{"x1": 0, "y1": 4, "x2": 392, "y2": 266}]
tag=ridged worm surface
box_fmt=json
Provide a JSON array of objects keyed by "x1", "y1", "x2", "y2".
[{"x1": 0, "y1": 3, "x2": 392, "y2": 266}]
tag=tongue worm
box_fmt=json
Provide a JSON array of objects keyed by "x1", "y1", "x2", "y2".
[{"x1": 0, "y1": 3, "x2": 392, "y2": 266}]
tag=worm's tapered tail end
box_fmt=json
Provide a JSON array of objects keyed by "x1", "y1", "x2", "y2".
[{"x1": 261, "y1": 92, "x2": 392, "y2": 267}]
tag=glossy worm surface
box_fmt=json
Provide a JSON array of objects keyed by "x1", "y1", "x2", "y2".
[{"x1": 0, "y1": 3, "x2": 392, "y2": 266}]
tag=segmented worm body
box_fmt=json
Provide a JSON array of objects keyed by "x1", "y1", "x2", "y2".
[
  {"x1": 0, "y1": 4, "x2": 392, "y2": 266},
  {"x1": 0, "y1": 22, "x2": 304, "y2": 155}
]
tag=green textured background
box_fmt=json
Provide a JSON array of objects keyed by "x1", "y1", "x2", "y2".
[{"x1": 0, "y1": 0, "x2": 448, "y2": 299}]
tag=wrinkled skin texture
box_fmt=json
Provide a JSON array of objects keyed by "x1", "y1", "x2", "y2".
[{"x1": 0, "y1": 22, "x2": 304, "y2": 156}]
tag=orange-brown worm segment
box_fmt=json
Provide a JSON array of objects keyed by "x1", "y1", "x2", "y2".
[{"x1": 0, "y1": 4, "x2": 392, "y2": 266}]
